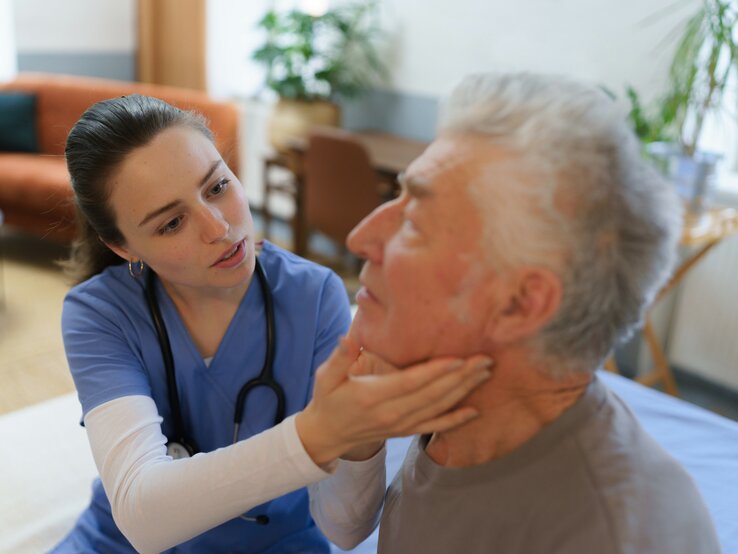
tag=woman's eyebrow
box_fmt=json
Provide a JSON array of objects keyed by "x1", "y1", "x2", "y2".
[
  {"x1": 138, "y1": 160, "x2": 224, "y2": 227},
  {"x1": 138, "y1": 200, "x2": 181, "y2": 227},
  {"x1": 198, "y1": 159, "x2": 223, "y2": 187}
]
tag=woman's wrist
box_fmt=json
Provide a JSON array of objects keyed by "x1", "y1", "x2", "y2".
[
  {"x1": 340, "y1": 441, "x2": 384, "y2": 462},
  {"x1": 295, "y1": 407, "x2": 346, "y2": 467}
]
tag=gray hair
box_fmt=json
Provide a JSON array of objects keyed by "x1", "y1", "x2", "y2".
[{"x1": 439, "y1": 72, "x2": 682, "y2": 376}]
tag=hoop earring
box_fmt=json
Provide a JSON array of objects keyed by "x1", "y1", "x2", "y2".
[{"x1": 128, "y1": 259, "x2": 145, "y2": 278}]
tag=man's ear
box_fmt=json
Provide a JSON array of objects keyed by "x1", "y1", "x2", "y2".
[{"x1": 484, "y1": 267, "x2": 562, "y2": 345}]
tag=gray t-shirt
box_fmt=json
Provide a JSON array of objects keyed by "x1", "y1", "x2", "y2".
[{"x1": 378, "y1": 376, "x2": 720, "y2": 554}]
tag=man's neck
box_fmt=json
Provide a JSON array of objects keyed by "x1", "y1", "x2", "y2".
[{"x1": 425, "y1": 353, "x2": 591, "y2": 468}]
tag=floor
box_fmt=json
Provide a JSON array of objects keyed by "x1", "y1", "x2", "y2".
[
  {"x1": 1, "y1": 213, "x2": 736, "y2": 422},
  {"x1": 0, "y1": 231, "x2": 74, "y2": 415}
]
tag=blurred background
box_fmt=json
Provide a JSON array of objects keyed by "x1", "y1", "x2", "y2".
[{"x1": 0, "y1": 0, "x2": 736, "y2": 419}]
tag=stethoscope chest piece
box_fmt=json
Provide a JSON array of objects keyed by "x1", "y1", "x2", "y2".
[{"x1": 166, "y1": 441, "x2": 195, "y2": 460}]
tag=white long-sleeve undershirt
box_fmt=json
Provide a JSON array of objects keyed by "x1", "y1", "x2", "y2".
[
  {"x1": 309, "y1": 446, "x2": 388, "y2": 550},
  {"x1": 83, "y1": 395, "x2": 333, "y2": 554}
]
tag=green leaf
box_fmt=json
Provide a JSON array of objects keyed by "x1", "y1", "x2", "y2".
[{"x1": 251, "y1": 1, "x2": 387, "y2": 101}]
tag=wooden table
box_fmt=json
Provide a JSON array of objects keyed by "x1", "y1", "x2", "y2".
[
  {"x1": 262, "y1": 130, "x2": 429, "y2": 256},
  {"x1": 605, "y1": 206, "x2": 738, "y2": 395}
]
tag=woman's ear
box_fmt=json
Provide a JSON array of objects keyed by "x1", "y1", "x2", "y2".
[
  {"x1": 484, "y1": 267, "x2": 562, "y2": 345},
  {"x1": 100, "y1": 238, "x2": 131, "y2": 262}
]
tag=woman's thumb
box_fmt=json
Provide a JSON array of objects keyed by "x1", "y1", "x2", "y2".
[{"x1": 315, "y1": 336, "x2": 362, "y2": 392}]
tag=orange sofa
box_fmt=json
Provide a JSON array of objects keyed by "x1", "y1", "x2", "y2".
[{"x1": 0, "y1": 73, "x2": 240, "y2": 242}]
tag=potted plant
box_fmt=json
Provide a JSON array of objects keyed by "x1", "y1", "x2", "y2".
[
  {"x1": 252, "y1": 1, "x2": 387, "y2": 152},
  {"x1": 627, "y1": 0, "x2": 738, "y2": 218}
]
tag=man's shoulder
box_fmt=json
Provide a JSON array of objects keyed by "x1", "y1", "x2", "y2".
[
  {"x1": 574, "y1": 386, "x2": 720, "y2": 553},
  {"x1": 379, "y1": 390, "x2": 720, "y2": 554}
]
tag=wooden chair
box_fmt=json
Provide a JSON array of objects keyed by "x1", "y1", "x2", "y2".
[{"x1": 301, "y1": 128, "x2": 387, "y2": 266}]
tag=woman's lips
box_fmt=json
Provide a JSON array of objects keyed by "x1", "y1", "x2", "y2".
[{"x1": 212, "y1": 240, "x2": 246, "y2": 268}]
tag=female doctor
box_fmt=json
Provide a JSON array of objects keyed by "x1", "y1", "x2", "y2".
[{"x1": 53, "y1": 95, "x2": 491, "y2": 554}]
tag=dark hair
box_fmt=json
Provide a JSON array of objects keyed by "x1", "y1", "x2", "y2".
[{"x1": 62, "y1": 94, "x2": 213, "y2": 284}]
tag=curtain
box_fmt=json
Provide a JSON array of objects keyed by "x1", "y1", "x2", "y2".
[{"x1": 137, "y1": 0, "x2": 206, "y2": 90}]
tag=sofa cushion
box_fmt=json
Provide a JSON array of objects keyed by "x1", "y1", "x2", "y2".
[
  {"x1": 0, "y1": 74, "x2": 240, "y2": 172},
  {"x1": 0, "y1": 153, "x2": 74, "y2": 228},
  {"x1": 0, "y1": 92, "x2": 39, "y2": 153},
  {"x1": 0, "y1": 153, "x2": 76, "y2": 240},
  {"x1": 0, "y1": 153, "x2": 72, "y2": 212}
]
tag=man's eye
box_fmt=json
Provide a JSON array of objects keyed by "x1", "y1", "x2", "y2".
[
  {"x1": 209, "y1": 178, "x2": 230, "y2": 196},
  {"x1": 158, "y1": 216, "x2": 183, "y2": 235},
  {"x1": 402, "y1": 218, "x2": 420, "y2": 234}
]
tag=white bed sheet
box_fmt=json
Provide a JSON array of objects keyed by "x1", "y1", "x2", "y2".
[{"x1": 2, "y1": 370, "x2": 736, "y2": 553}]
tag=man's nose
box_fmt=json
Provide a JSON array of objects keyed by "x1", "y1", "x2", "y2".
[
  {"x1": 199, "y1": 205, "x2": 229, "y2": 243},
  {"x1": 346, "y1": 200, "x2": 401, "y2": 262}
]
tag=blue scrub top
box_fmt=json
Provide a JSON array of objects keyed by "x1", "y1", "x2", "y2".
[{"x1": 56, "y1": 241, "x2": 351, "y2": 553}]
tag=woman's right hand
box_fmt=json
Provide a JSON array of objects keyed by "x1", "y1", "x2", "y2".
[{"x1": 295, "y1": 337, "x2": 493, "y2": 466}]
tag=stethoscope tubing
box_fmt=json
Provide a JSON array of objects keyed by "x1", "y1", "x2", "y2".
[
  {"x1": 145, "y1": 256, "x2": 285, "y2": 456},
  {"x1": 232, "y1": 258, "x2": 286, "y2": 442},
  {"x1": 146, "y1": 267, "x2": 193, "y2": 452}
]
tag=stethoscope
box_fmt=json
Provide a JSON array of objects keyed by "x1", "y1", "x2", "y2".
[{"x1": 145, "y1": 256, "x2": 285, "y2": 525}]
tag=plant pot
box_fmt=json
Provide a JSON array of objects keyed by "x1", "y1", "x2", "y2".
[
  {"x1": 268, "y1": 98, "x2": 341, "y2": 153},
  {"x1": 646, "y1": 142, "x2": 722, "y2": 221}
]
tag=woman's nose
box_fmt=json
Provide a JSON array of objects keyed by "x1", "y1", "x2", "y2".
[{"x1": 199, "y1": 205, "x2": 229, "y2": 243}]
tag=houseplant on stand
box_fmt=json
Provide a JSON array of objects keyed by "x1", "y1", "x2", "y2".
[
  {"x1": 252, "y1": 1, "x2": 386, "y2": 152},
  {"x1": 627, "y1": 0, "x2": 738, "y2": 221}
]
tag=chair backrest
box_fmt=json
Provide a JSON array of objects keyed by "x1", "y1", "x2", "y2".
[{"x1": 303, "y1": 128, "x2": 382, "y2": 246}]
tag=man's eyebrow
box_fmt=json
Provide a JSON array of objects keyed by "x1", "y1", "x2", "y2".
[
  {"x1": 397, "y1": 171, "x2": 432, "y2": 198},
  {"x1": 138, "y1": 160, "x2": 223, "y2": 227}
]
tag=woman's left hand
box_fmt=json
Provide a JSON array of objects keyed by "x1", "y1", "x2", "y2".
[{"x1": 295, "y1": 336, "x2": 493, "y2": 466}]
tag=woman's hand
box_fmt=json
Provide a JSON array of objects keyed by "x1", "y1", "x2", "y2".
[{"x1": 295, "y1": 337, "x2": 493, "y2": 466}]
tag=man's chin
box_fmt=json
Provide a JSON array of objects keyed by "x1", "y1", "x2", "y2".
[{"x1": 350, "y1": 311, "x2": 430, "y2": 369}]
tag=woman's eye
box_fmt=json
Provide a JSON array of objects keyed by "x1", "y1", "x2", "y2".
[
  {"x1": 209, "y1": 178, "x2": 230, "y2": 197},
  {"x1": 158, "y1": 216, "x2": 183, "y2": 235}
]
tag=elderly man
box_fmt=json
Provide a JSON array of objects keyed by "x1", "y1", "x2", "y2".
[{"x1": 309, "y1": 72, "x2": 720, "y2": 553}]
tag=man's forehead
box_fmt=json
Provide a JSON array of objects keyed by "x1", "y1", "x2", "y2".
[{"x1": 401, "y1": 133, "x2": 505, "y2": 196}]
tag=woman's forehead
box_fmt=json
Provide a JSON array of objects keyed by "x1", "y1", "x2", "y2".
[
  {"x1": 111, "y1": 127, "x2": 218, "y2": 187},
  {"x1": 106, "y1": 127, "x2": 222, "y2": 222}
]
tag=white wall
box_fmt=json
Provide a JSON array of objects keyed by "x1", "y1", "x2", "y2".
[
  {"x1": 12, "y1": 0, "x2": 135, "y2": 53},
  {"x1": 0, "y1": 0, "x2": 17, "y2": 81},
  {"x1": 8, "y1": 0, "x2": 699, "y2": 101},
  {"x1": 375, "y1": 0, "x2": 698, "y2": 102},
  {"x1": 206, "y1": 0, "x2": 271, "y2": 100},
  {"x1": 11, "y1": 0, "x2": 694, "y2": 104}
]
